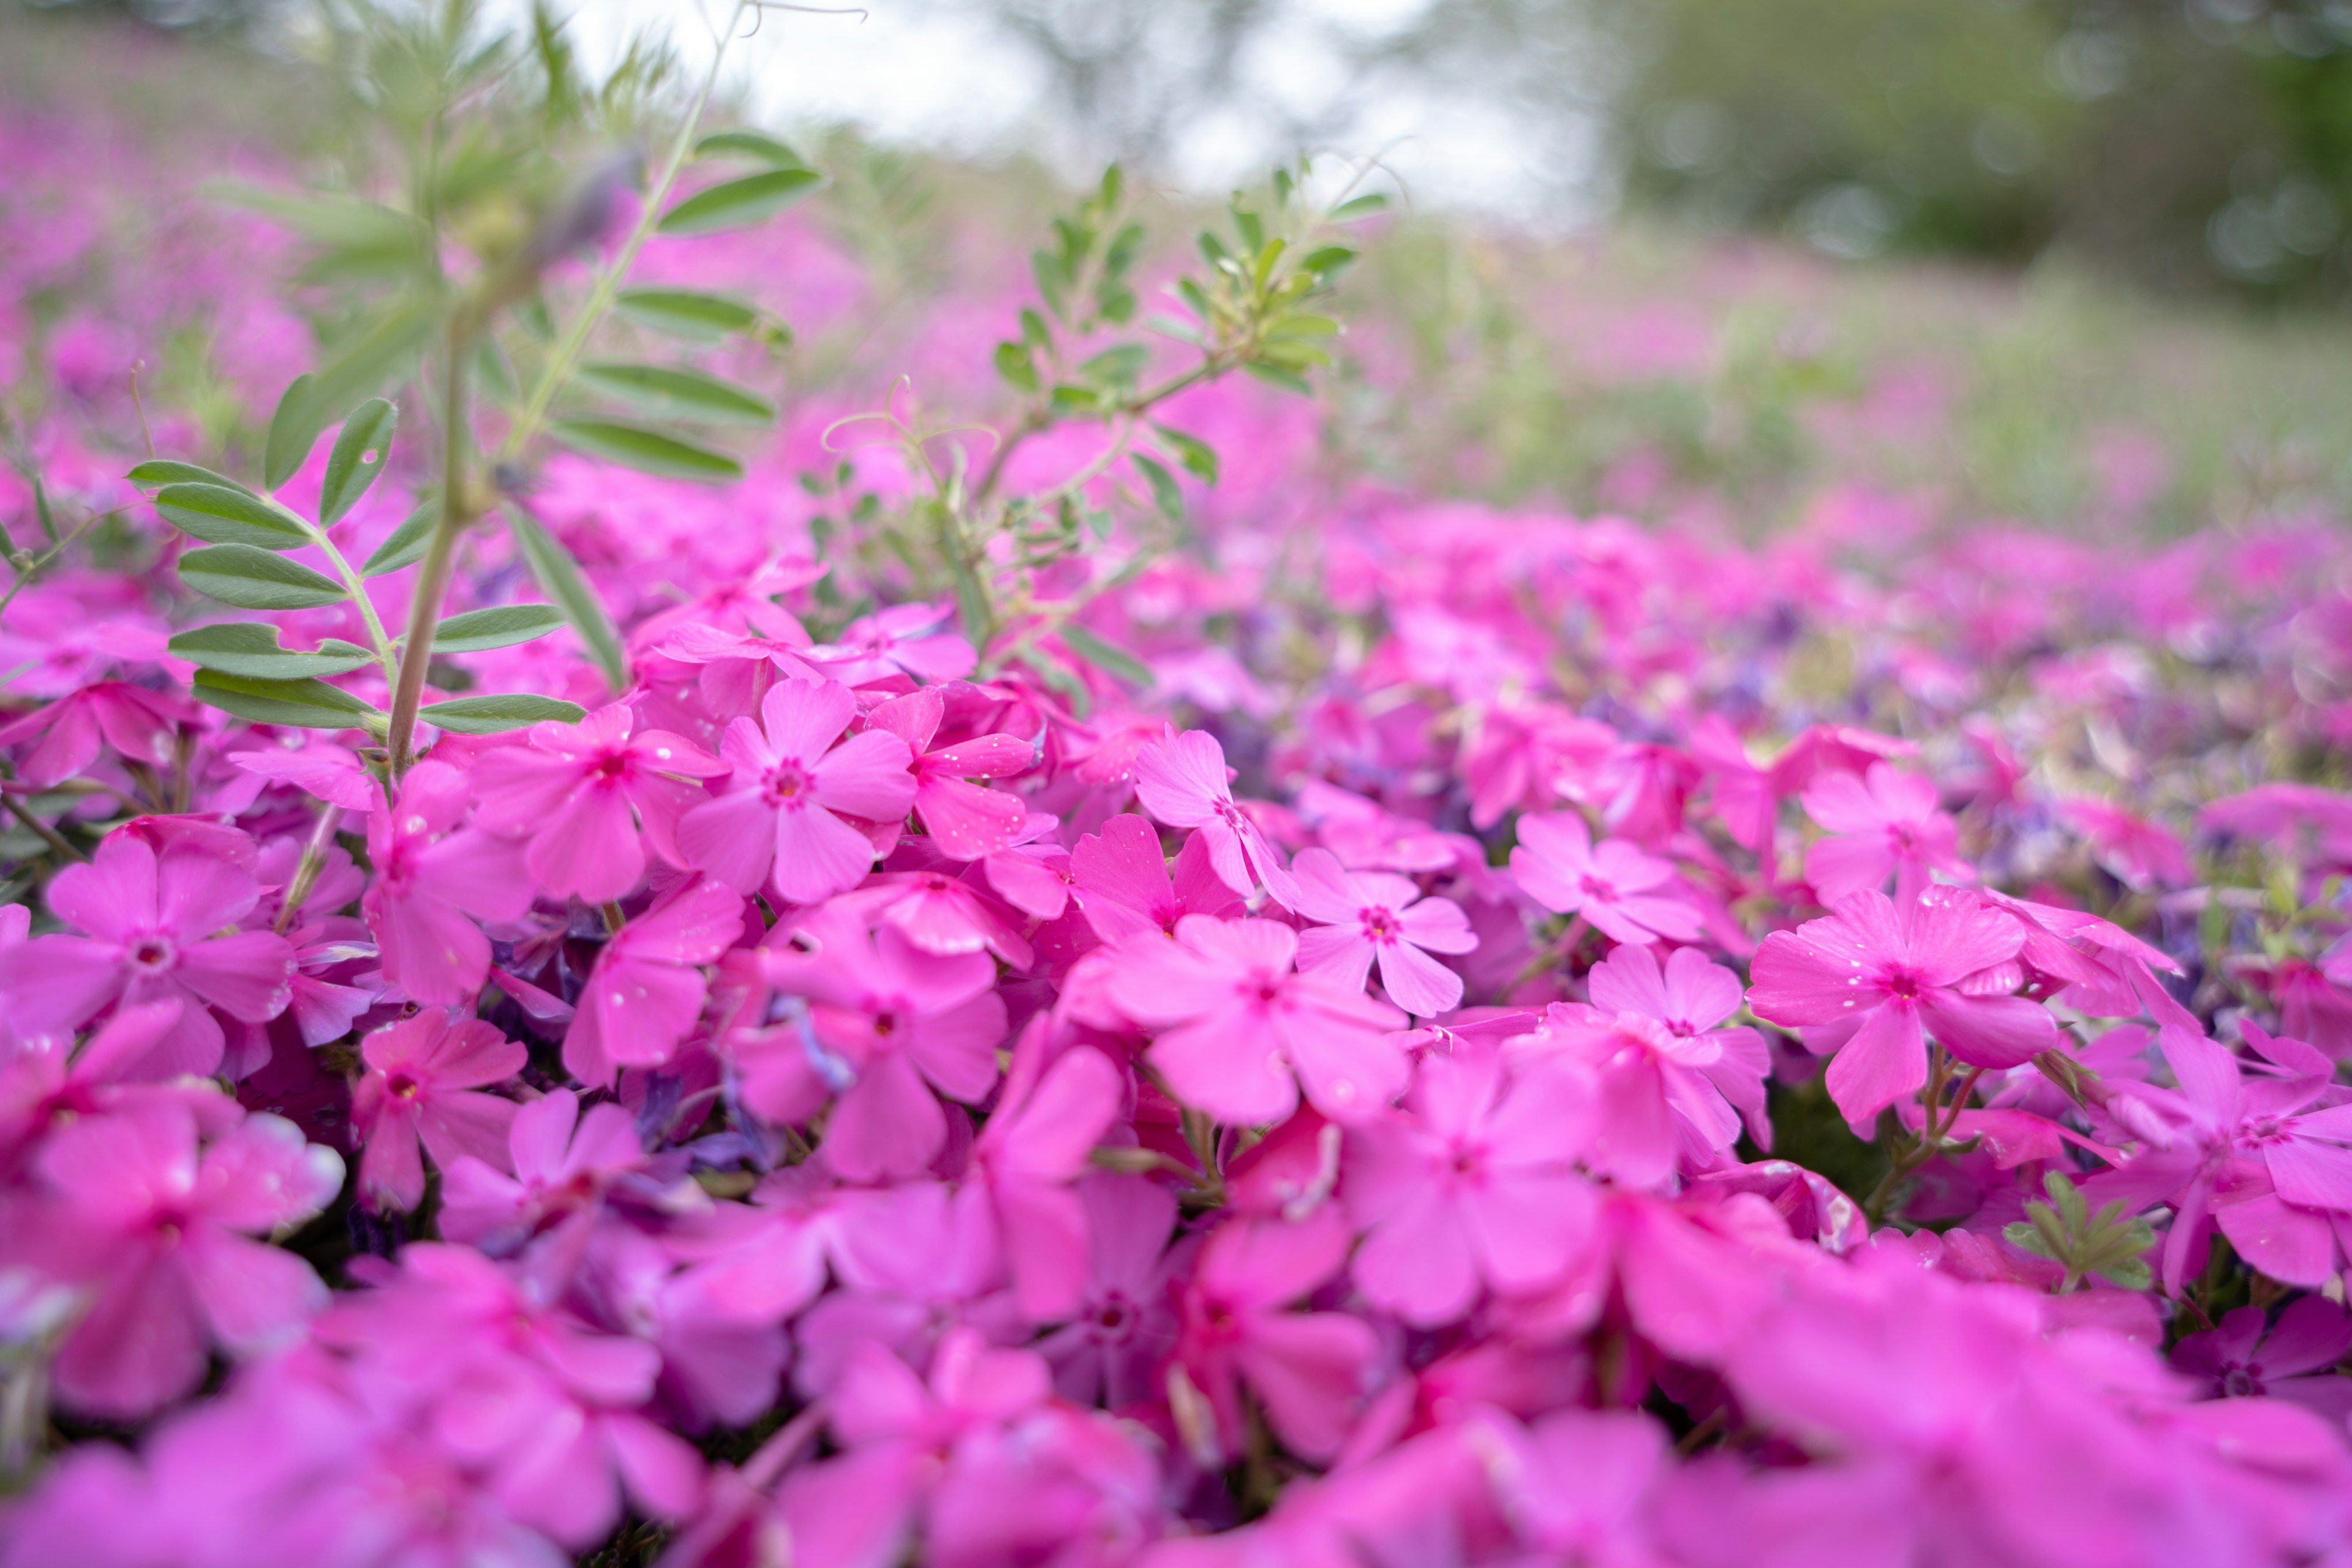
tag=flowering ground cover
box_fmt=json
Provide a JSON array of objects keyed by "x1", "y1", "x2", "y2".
[{"x1": 6, "y1": 9, "x2": 2352, "y2": 1566}]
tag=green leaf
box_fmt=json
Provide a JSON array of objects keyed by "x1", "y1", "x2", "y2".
[
  {"x1": 695, "y1": 129, "x2": 810, "y2": 170},
  {"x1": 550, "y1": 420, "x2": 743, "y2": 483},
  {"x1": 1300, "y1": 244, "x2": 1357, "y2": 279},
  {"x1": 1242, "y1": 360, "x2": 1313, "y2": 396},
  {"x1": 32, "y1": 479, "x2": 55, "y2": 544},
  {"x1": 1131, "y1": 453, "x2": 1183, "y2": 519},
  {"x1": 363, "y1": 501, "x2": 437, "y2": 576},
  {"x1": 1079, "y1": 345, "x2": 1148, "y2": 386},
  {"x1": 1018, "y1": 649, "x2": 1090, "y2": 719},
  {"x1": 419, "y1": 692, "x2": 587, "y2": 735},
  {"x1": 1267, "y1": 314, "x2": 1340, "y2": 339},
  {"x1": 127, "y1": 460, "x2": 252, "y2": 496},
  {"x1": 507, "y1": 508, "x2": 627, "y2": 692},
  {"x1": 614, "y1": 287, "x2": 762, "y2": 342},
  {"x1": 657, "y1": 168, "x2": 823, "y2": 236},
  {"x1": 1150, "y1": 423, "x2": 1219, "y2": 484},
  {"x1": 1048, "y1": 384, "x2": 1104, "y2": 415},
  {"x1": 995, "y1": 342, "x2": 1039, "y2": 394},
  {"x1": 317, "y1": 399, "x2": 397, "y2": 527},
  {"x1": 192, "y1": 669, "x2": 384, "y2": 732},
  {"x1": 1329, "y1": 192, "x2": 1389, "y2": 222},
  {"x1": 1061, "y1": 625, "x2": 1152, "y2": 687},
  {"x1": 307, "y1": 295, "x2": 437, "y2": 422},
  {"x1": 434, "y1": 603, "x2": 567, "y2": 653},
  {"x1": 169, "y1": 623, "x2": 376, "y2": 679},
  {"x1": 576, "y1": 363, "x2": 776, "y2": 426},
  {"x1": 263, "y1": 375, "x2": 327, "y2": 491},
  {"x1": 153, "y1": 484, "x2": 313, "y2": 549},
  {"x1": 178, "y1": 545, "x2": 348, "y2": 610}
]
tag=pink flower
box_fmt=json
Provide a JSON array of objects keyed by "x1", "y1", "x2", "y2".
[
  {"x1": 2060, "y1": 796, "x2": 2192, "y2": 890},
  {"x1": 1172, "y1": 1207, "x2": 1375, "y2": 1463},
  {"x1": 1747, "y1": 889, "x2": 2057, "y2": 1127},
  {"x1": 869, "y1": 685, "x2": 1034, "y2": 860},
  {"x1": 2173, "y1": 1297, "x2": 2352, "y2": 1423},
  {"x1": 438, "y1": 1089, "x2": 646, "y2": 1252},
  {"x1": 563, "y1": 875, "x2": 745, "y2": 1086},
  {"x1": 969, "y1": 1029, "x2": 1123, "y2": 1319},
  {"x1": 362, "y1": 759, "x2": 532, "y2": 1005},
  {"x1": 1535, "y1": 943, "x2": 1771, "y2": 1185},
  {"x1": 469, "y1": 703, "x2": 725, "y2": 903},
  {"x1": 1107, "y1": 914, "x2": 1408, "y2": 1125},
  {"x1": 677, "y1": 677, "x2": 916, "y2": 903},
  {"x1": 1343, "y1": 1046, "x2": 1599, "y2": 1325},
  {"x1": 0, "y1": 679, "x2": 186, "y2": 788},
  {"x1": 0, "y1": 829, "x2": 295, "y2": 1076},
  {"x1": 1133, "y1": 728, "x2": 1299, "y2": 906},
  {"x1": 227, "y1": 739, "x2": 382, "y2": 810},
  {"x1": 1509, "y1": 811, "x2": 1701, "y2": 946},
  {"x1": 1482, "y1": 1408, "x2": 1670, "y2": 1565},
  {"x1": 804, "y1": 600, "x2": 978, "y2": 685},
  {"x1": 1069, "y1": 811, "x2": 1243, "y2": 940},
  {"x1": 350, "y1": 1009, "x2": 524, "y2": 1212},
  {"x1": 1800, "y1": 763, "x2": 1967, "y2": 903},
  {"x1": 15, "y1": 1101, "x2": 341, "y2": 1417},
  {"x1": 753, "y1": 910, "x2": 1008, "y2": 1180},
  {"x1": 1036, "y1": 1175, "x2": 1186, "y2": 1410},
  {"x1": 1289, "y1": 846, "x2": 1477, "y2": 1017}
]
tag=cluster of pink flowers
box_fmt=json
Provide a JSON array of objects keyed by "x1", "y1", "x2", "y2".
[{"x1": 9, "y1": 76, "x2": 2352, "y2": 1568}]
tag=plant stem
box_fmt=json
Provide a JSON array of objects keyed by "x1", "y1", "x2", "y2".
[
  {"x1": 276, "y1": 797, "x2": 347, "y2": 935},
  {"x1": 386, "y1": 316, "x2": 480, "y2": 775},
  {"x1": 2, "y1": 794, "x2": 84, "y2": 864}
]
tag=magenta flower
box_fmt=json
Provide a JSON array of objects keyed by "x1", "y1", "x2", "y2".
[
  {"x1": 2060, "y1": 796, "x2": 2192, "y2": 891},
  {"x1": 350, "y1": 1009, "x2": 524, "y2": 1212},
  {"x1": 1290, "y1": 846, "x2": 1477, "y2": 1017},
  {"x1": 1800, "y1": 763, "x2": 1967, "y2": 903},
  {"x1": 18, "y1": 1101, "x2": 342, "y2": 1417},
  {"x1": 1509, "y1": 810, "x2": 1701, "y2": 946},
  {"x1": 1343, "y1": 1046, "x2": 1599, "y2": 1325},
  {"x1": 1133, "y1": 727, "x2": 1300, "y2": 906},
  {"x1": 1537, "y1": 943, "x2": 1771, "y2": 1185},
  {"x1": 362, "y1": 760, "x2": 532, "y2": 1006},
  {"x1": 1069, "y1": 811, "x2": 1243, "y2": 941},
  {"x1": 1036, "y1": 1175, "x2": 1185, "y2": 1410},
  {"x1": 1107, "y1": 914, "x2": 1408, "y2": 1125},
  {"x1": 0, "y1": 679, "x2": 186, "y2": 788},
  {"x1": 803, "y1": 600, "x2": 978, "y2": 686},
  {"x1": 1173, "y1": 1208, "x2": 1376, "y2": 1463},
  {"x1": 677, "y1": 677, "x2": 916, "y2": 903},
  {"x1": 2173, "y1": 1298, "x2": 2352, "y2": 1426},
  {"x1": 756, "y1": 910, "x2": 1008, "y2": 1180},
  {"x1": 0, "y1": 829, "x2": 295, "y2": 1076},
  {"x1": 970, "y1": 1031, "x2": 1123, "y2": 1319},
  {"x1": 469, "y1": 703, "x2": 725, "y2": 903},
  {"x1": 1747, "y1": 889, "x2": 2057, "y2": 1126},
  {"x1": 869, "y1": 685, "x2": 1035, "y2": 860},
  {"x1": 438, "y1": 1088, "x2": 645, "y2": 1251},
  {"x1": 1483, "y1": 1408, "x2": 1669, "y2": 1565},
  {"x1": 562, "y1": 875, "x2": 745, "y2": 1086}
]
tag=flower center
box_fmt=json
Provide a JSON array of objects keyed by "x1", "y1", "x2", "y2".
[
  {"x1": 1094, "y1": 1292, "x2": 1135, "y2": 1341},
  {"x1": 1361, "y1": 907, "x2": 1398, "y2": 943},
  {"x1": 872, "y1": 1011, "x2": 899, "y2": 1039},
  {"x1": 2222, "y1": 1365, "x2": 2263, "y2": 1398},
  {"x1": 388, "y1": 1071, "x2": 421, "y2": 1101},
  {"x1": 1882, "y1": 967, "x2": 1923, "y2": 1000},
  {"x1": 763, "y1": 762, "x2": 813, "y2": 805},
  {"x1": 128, "y1": 937, "x2": 174, "y2": 972}
]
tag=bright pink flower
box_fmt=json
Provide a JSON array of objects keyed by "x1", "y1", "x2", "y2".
[
  {"x1": 350, "y1": 1009, "x2": 524, "y2": 1212},
  {"x1": 1800, "y1": 763, "x2": 1967, "y2": 903},
  {"x1": 1509, "y1": 810, "x2": 1701, "y2": 946},
  {"x1": 753, "y1": 910, "x2": 1008, "y2": 1180},
  {"x1": 1482, "y1": 1408, "x2": 1670, "y2": 1566},
  {"x1": 1107, "y1": 914, "x2": 1408, "y2": 1125},
  {"x1": 15, "y1": 1101, "x2": 341, "y2": 1417},
  {"x1": 0, "y1": 829, "x2": 294, "y2": 1075},
  {"x1": 362, "y1": 759, "x2": 533, "y2": 1006},
  {"x1": 1747, "y1": 889, "x2": 2058, "y2": 1126},
  {"x1": 1343, "y1": 1046, "x2": 1599, "y2": 1325},
  {"x1": 1534, "y1": 943, "x2": 1771, "y2": 1184},
  {"x1": 791, "y1": 1182, "x2": 1020, "y2": 1399},
  {"x1": 869, "y1": 685, "x2": 1033, "y2": 860},
  {"x1": 2060, "y1": 796, "x2": 2192, "y2": 890},
  {"x1": 804, "y1": 600, "x2": 978, "y2": 685},
  {"x1": 0, "y1": 1000, "x2": 225, "y2": 1163},
  {"x1": 841, "y1": 864, "x2": 1035, "y2": 968},
  {"x1": 438, "y1": 1088, "x2": 646, "y2": 1252},
  {"x1": 0, "y1": 679, "x2": 186, "y2": 788},
  {"x1": 227, "y1": 738, "x2": 381, "y2": 809},
  {"x1": 469, "y1": 704, "x2": 725, "y2": 903},
  {"x1": 970, "y1": 1028, "x2": 1123, "y2": 1319},
  {"x1": 563, "y1": 875, "x2": 745, "y2": 1085},
  {"x1": 2173, "y1": 1297, "x2": 2352, "y2": 1423},
  {"x1": 1172, "y1": 1207, "x2": 1375, "y2": 1463},
  {"x1": 1133, "y1": 728, "x2": 1299, "y2": 906},
  {"x1": 1289, "y1": 846, "x2": 1476, "y2": 1017},
  {"x1": 1070, "y1": 811, "x2": 1243, "y2": 940},
  {"x1": 1036, "y1": 1175, "x2": 1186, "y2": 1410},
  {"x1": 677, "y1": 677, "x2": 915, "y2": 903}
]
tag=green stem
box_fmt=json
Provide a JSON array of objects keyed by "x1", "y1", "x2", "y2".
[
  {"x1": 309, "y1": 527, "x2": 398, "y2": 673},
  {"x1": 2, "y1": 793, "x2": 85, "y2": 864},
  {"x1": 386, "y1": 318, "x2": 480, "y2": 775},
  {"x1": 498, "y1": 2, "x2": 744, "y2": 464}
]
